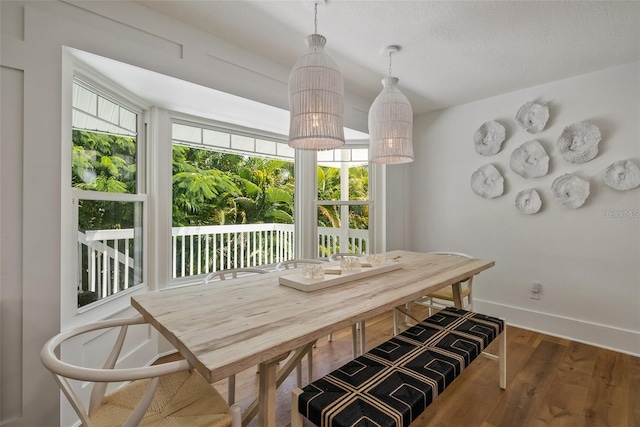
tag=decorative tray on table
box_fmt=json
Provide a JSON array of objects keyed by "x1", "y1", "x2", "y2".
[{"x1": 278, "y1": 258, "x2": 402, "y2": 292}]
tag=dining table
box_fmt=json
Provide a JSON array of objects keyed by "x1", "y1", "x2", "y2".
[{"x1": 131, "y1": 250, "x2": 495, "y2": 427}]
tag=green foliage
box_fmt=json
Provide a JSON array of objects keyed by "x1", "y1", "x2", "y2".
[
  {"x1": 317, "y1": 164, "x2": 369, "y2": 229},
  {"x1": 171, "y1": 146, "x2": 295, "y2": 227},
  {"x1": 72, "y1": 130, "x2": 136, "y2": 193},
  {"x1": 72, "y1": 130, "x2": 138, "y2": 231},
  {"x1": 72, "y1": 130, "x2": 368, "y2": 232}
]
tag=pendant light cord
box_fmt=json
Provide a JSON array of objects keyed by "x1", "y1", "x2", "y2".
[
  {"x1": 314, "y1": 2, "x2": 318, "y2": 34},
  {"x1": 388, "y1": 52, "x2": 393, "y2": 78}
]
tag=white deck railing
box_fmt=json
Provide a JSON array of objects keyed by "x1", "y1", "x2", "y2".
[
  {"x1": 78, "y1": 223, "x2": 369, "y2": 300},
  {"x1": 78, "y1": 229, "x2": 136, "y2": 301},
  {"x1": 171, "y1": 223, "x2": 295, "y2": 278}
]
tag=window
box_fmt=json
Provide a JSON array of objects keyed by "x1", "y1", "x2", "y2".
[
  {"x1": 71, "y1": 79, "x2": 145, "y2": 308},
  {"x1": 65, "y1": 53, "x2": 379, "y2": 298},
  {"x1": 171, "y1": 121, "x2": 295, "y2": 280},
  {"x1": 317, "y1": 148, "x2": 371, "y2": 257}
]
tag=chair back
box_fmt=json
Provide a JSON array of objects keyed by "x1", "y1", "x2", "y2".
[
  {"x1": 433, "y1": 252, "x2": 473, "y2": 279},
  {"x1": 204, "y1": 267, "x2": 268, "y2": 283},
  {"x1": 275, "y1": 258, "x2": 326, "y2": 270},
  {"x1": 40, "y1": 316, "x2": 240, "y2": 427},
  {"x1": 432, "y1": 251, "x2": 473, "y2": 259},
  {"x1": 432, "y1": 252, "x2": 475, "y2": 293},
  {"x1": 328, "y1": 252, "x2": 360, "y2": 262}
]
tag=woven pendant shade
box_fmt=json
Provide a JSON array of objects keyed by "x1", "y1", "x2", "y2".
[
  {"x1": 368, "y1": 77, "x2": 414, "y2": 164},
  {"x1": 288, "y1": 34, "x2": 345, "y2": 150}
]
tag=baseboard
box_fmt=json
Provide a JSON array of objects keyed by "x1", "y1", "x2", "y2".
[{"x1": 474, "y1": 299, "x2": 640, "y2": 357}]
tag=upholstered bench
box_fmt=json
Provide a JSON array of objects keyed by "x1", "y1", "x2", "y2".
[{"x1": 292, "y1": 307, "x2": 506, "y2": 427}]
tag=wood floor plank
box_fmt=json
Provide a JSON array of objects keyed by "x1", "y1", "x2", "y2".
[
  {"x1": 484, "y1": 339, "x2": 568, "y2": 427},
  {"x1": 629, "y1": 354, "x2": 640, "y2": 427},
  {"x1": 410, "y1": 350, "x2": 506, "y2": 427},
  {"x1": 583, "y1": 348, "x2": 630, "y2": 427},
  {"x1": 530, "y1": 341, "x2": 598, "y2": 427},
  {"x1": 510, "y1": 327, "x2": 540, "y2": 346},
  {"x1": 534, "y1": 333, "x2": 571, "y2": 348}
]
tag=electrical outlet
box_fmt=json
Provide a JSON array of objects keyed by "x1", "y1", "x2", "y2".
[{"x1": 530, "y1": 281, "x2": 541, "y2": 300}]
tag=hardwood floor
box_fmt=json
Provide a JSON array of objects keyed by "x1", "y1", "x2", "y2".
[{"x1": 204, "y1": 307, "x2": 640, "y2": 427}]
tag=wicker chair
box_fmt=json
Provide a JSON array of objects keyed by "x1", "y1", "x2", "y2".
[
  {"x1": 40, "y1": 316, "x2": 241, "y2": 427},
  {"x1": 417, "y1": 252, "x2": 474, "y2": 312},
  {"x1": 399, "y1": 252, "x2": 475, "y2": 334},
  {"x1": 275, "y1": 258, "x2": 326, "y2": 270},
  {"x1": 204, "y1": 267, "x2": 269, "y2": 283}
]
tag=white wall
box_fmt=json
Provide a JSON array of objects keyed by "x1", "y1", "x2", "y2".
[
  {"x1": 402, "y1": 62, "x2": 640, "y2": 355},
  {"x1": 0, "y1": 1, "x2": 372, "y2": 426}
]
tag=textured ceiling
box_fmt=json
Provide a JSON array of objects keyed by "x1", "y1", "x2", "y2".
[{"x1": 135, "y1": 0, "x2": 640, "y2": 116}]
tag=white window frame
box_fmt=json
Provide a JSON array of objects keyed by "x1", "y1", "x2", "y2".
[
  {"x1": 167, "y1": 113, "x2": 297, "y2": 286},
  {"x1": 60, "y1": 54, "x2": 385, "y2": 319},
  {"x1": 61, "y1": 60, "x2": 150, "y2": 329},
  {"x1": 166, "y1": 115, "x2": 384, "y2": 268},
  {"x1": 314, "y1": 143, "x2": 382, "y2": 257},
  {"x1": 171, "y1": 116, "x2": 294, "y2": 161}
]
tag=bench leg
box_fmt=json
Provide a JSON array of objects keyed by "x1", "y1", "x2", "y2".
[
  {"x1": 351, "y1": 324, "x2": 358, "y2": 357},
  {"x1": 229, "y1": 403, "x2": 242, "y2": 427},
  {"x1": 307, "y1": 347, "x2": 313, "y2": 383},
  {"x1": 291, "y1": 388, "x2": 304, "y2": 427},
  {"x1": 228, "y1": 373, "x2": 236, "y2": 405},
  {"x1": 393, "y1": 308, "x2": 399, "y2": 336},
  {"x1": 499, "y1": 322, "x2": 507, "y2": 390}
]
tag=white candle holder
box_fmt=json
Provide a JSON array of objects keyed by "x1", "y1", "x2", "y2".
[
  {"x1": 367, "y1": 253, "x2": 386, "y2": 266},
  {"x1": 341, "y1": 256, "x2": 362, "y2": 271},
  {"x1": 302, "y1": 264, "x2": 325, "y2": 280}
]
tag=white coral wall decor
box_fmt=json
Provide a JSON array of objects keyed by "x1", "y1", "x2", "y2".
[
  {"x1": 551, "y1": 174, "x2": 590, "y2": 209},
  {"x1": 604, "y1": 159, "x2": 640, "y2": 191},
  {"x1": 510, "y1": 140, "x2": 549, "y2": 178},
  {"x1": 474, "y1": 121, "x2": 506, "y2": 156},
  {"x1": 471, "y1": 164, "x2": 504, "y2": 198},
  {"x1": 556, "y1": 122, "x2": 601, "y2": 163},
  {"x1": 515, "y1": 188, "x2": 542, "y2": 214},
  {"x1": 515, "y1": 102, "x2": 549, "y2": 134}
]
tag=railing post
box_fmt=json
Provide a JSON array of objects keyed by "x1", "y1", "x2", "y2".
[
  {"x1": 197, "y1": 232, "x2": 202, "y2": 275},
  {"x1": 204, "y1": 234, "x2": 209, "y2": 273},
  {"x1": 172, "y1": 235, "x2": 177, "y2": 279},
  {"x1": 180, "y1": 236, "x2": 186, "y2": 279},
  {"x1": 213, "y1": 234, "x2": 217, "y2": 273},
  {"x1": 124, "y1": 239, "x2": 130, "y2": 289},
  {"x1": 114, "y1": 239, "x2": 119, "y2": 294},
  {"x1": 89, "y1": 246, "x2": 95, "y2": 293},
  {"x1": 102, "y1": 240, "x2": 108, "y2": 297}
]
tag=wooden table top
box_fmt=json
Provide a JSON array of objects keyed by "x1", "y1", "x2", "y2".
[{"x1": 131, "y1": 250, "x2": 494, "y2": 383}]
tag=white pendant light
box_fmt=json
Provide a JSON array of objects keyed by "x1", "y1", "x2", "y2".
[
  {"x1": 288, "y1": 1, "x2": 345, "y2": 151},
  {"x1": 368, "y1": 45, "x2": 414, "y2": 164}
]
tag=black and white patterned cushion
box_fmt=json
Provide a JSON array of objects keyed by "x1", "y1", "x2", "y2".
[{"x1": 297, "y1": 307, "x2": 504, "y2": 427}]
